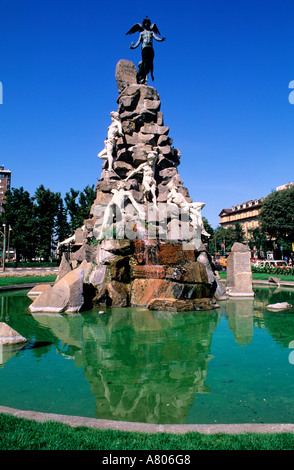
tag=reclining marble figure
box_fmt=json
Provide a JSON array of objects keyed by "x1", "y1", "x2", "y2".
[{"x1": 97, "y1": 181, "x2": 145, "y2": 239}]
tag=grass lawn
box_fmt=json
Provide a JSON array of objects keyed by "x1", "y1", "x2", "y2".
[
  {"x1": 0, "y1": 275, "x2": 57, "y2": 286},
  {"x1": 0, "y1": 414, "x2": 294, "y2": 450},
  {"x1": 219, "y1": 272, "x2": 294, "y2": 282}
]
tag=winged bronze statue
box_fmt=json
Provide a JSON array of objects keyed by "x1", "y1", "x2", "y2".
[{"x1": 126, "y1": 17, "x2": 166, "y2": 83}]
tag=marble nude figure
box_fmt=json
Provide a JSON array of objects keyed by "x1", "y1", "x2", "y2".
[
  {"x1": 97, "y1": 111, "x2": 123, "y2": 172},
  {"x1": 97, "y1": 181, "x2": 145, "y2": 240},
  {"x1": 166, "y1": 179, "x2": 210, "y2": 241},
  {"x1": 126, "y1": 150, "x2": 158, "y2": 207}
]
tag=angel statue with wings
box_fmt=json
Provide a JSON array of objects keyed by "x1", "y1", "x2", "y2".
[{"x1": 126, "y1": 16, "x2": 166, "y2": 83}]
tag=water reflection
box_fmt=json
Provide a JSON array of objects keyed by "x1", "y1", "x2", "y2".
[
  {"x1": 0, "y1": 287, "x2": 294, "y2": 423},
  {"x1": 225, "y1": 298, "x2": 254, "y2": 345},
  {"x1": 32, "y1": 308, "x2": 221, "y2": 423}
]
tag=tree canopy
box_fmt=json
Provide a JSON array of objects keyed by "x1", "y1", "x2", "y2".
[
  {"x1": 259, "y1": 185, "x2": 294, "y2": 255},
  {"x1": 1, "y1": 184, "x2": 96, "y2": 261}
]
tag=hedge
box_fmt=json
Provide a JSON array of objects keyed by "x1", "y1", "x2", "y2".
[{"x1": 251, "y1": 265, "x2": 294, "y2": 276}]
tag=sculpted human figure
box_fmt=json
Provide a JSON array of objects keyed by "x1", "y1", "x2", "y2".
[
  {"x1": 126, "y1": 150, "x2": 158, "y2": 207},
  {"x1": 126, "y1": 17, "x2": 166, "y2": 83},
  {"x1": 98, "y1": 111, "x2": 123, "y2": 171},
  {"x1": 97, "y1": 181, "x2": 145, "y2": 239},
  {"x1": 166, "y1": 179, "x2": 210, "y2": 238}
]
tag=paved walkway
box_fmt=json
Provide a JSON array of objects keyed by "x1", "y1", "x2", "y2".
[{"x1": 1, "y1": 405, "x2": 294, "y2": 435}]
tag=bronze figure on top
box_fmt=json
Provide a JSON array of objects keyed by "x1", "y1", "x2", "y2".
[{"x1": 126, "y1": 16, "x2": 166, "y2": 84}]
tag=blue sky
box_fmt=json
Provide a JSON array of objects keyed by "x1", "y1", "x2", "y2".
[{"x1": 1, "y1": 0, "x2": 294, "y2": 228}]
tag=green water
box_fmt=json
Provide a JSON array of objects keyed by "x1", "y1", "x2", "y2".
[{"x1": 0, "y1": 287, "x2": 294, "y2": 424}]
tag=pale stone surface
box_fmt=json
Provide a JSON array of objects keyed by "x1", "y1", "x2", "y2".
[
  {"x1": 115, "y1": 59, "x2": 137, "y2": 93},
  {"x1": 0, "y1": 322, "x2": 27, "y2": 345},
  {"x1": 29, "y1": 263, "x2": 86, "y2": 313},
  {"x1": 55, "y1": 253, "x2": 72, "y2": 283},
  {"x1": 266, "y1": 302, "x2": 293, "y2": 311},
  {"x1": 226, "y1": 243, "x2": 254, "y2": 297},
  {"x1": 27, "y1": 284, "x2": 52, "y2": 299},
  {"x1": 88, "y1": 265, "x2": 107, "y2": 286},
  {"x1": 98, "y1": 112, "x2": 123, "y2": 171}
]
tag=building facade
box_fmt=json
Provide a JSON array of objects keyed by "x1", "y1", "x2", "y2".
[
  {"x1": 219, "y1": 181, "x2": 294, "y2": 254},
  {"x1": 219, "y1": 197, "x2": 265, "y2": 239},
  {"x1": 0, "y1": 165, "x2": 11, "y2": 214}
]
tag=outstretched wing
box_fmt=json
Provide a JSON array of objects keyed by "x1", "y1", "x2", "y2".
[
  {"x1": 126, "y1": 23, "x2": 144, "y2": 35},
  {"x1": 151, "y1": 23, "x2": 161, "y2": 35}
]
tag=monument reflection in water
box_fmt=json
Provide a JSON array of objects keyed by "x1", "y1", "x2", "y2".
[{"x1": 1, "y1": 288, "x2": 294, "y2": 424}]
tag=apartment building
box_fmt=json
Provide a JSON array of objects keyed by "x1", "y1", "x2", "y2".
[
  {"x1": 219, "y1": 197, "x2": 265, "y2": 239},
  {"x1": 0, "y1": 165, "x2": 11, "y2": 213},
  {"x1": 218, "y1": 182, "x2": 294, "y2": 239}
]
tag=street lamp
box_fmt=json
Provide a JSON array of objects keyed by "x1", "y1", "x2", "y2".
[
  {"x1": 7, "y1": 225, "x2": 12, "y2": 264},
  {"x1": 2, "y1": 224, "x2": 6, "y2": 272}
]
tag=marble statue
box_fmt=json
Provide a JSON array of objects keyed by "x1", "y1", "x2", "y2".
[
  {"x1": 98, "y1": 111, "x2": 123, "y2": 171},
  {"x1": 97, "y1": 181, "x2": 145, "y2": 239},
  {"x1": 126, "y1": 17, "x2": 166, "y2": 83},
  {"x1": 166, "y1": 179, "x2": 210, "y2": 239},
  {"x1": 126, "y1": 150, "x2": 158, "y2": 207}
]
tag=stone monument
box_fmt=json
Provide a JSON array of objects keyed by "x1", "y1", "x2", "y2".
[
  {"x1": 28, "y1": 56, "x2": 223, "y2": 313},
  {"x1": 226, "y1": 242, "x2": 254, "y2": 297}
]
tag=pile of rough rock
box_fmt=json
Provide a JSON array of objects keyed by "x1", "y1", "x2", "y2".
[{"x1": 28, "y1": 60, "x2": 225, "y2": 314}]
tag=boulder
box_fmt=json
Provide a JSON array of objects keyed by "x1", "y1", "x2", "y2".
[
  {"x1": 266, "y1": 302, "x2": 293, "y2": 311},
  {"x1": 115, "y1": 59, "x2": 137, "y2": 93},
  {"x1": 55, "y1": 253, "x2": 72, "y2": 282},
  {"x1": 29, "y1": 263, "x2": 86, "y2": 313},
  {"x1": 93, "y1": 281, "x2": 129, "y2": 307},
  {"x1": 27, "y1": 284, "x2": 52, "y2": 299},
  {"x1": 148, "y1": 298, "x2": 194, "y2": 311},
  {"x1": 0, "y1": 322, "x2": 27, "y2": 345}
]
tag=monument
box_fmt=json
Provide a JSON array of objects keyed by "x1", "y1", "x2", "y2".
[
  {"x1": 226, "y1": 242, "x2": 254, "y2": 297},
  {"x1": 29, "y1": 25, "x2": 223, "y2": 313}
]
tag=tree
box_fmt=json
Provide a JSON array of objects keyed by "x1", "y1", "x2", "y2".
[
  {"x1": 65, "y1": 185, "x2": 95, "y2": 233},
  {"x1": 210, "y1": 223, "x2": 246, "y2": 255},
  {"x1": 259, "y1": 186, "x2": 294, "y2": 258},
  {"x1": 64, "y1": 188, "x2": 81, "y2": 233},
  {"x1": 33, "y1": 185, "x2": 62, "y2": 261},
  {"x1": 78, "y1": 184, "x2": 96, "y2": 225},
  {"x1": 1, "y1": 187, "x2": 36, "y2": 261},
  {"x1": 248, "y1": 227, "x2": 269, "y2": 258},
  {"x1": 202, "y1": 217, "x2": 214, "y2": 253},
  {"x1": 55, "y1": 197, "x2": 70, "y2": 243},
  {"x1": 233, "y1": 222, "x2": 246, "y2": 244}
]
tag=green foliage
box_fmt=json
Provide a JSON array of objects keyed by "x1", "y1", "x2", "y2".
[
  {"x1": 251, "y1": 265, "x2": 294, "y2": 276},
  {"x1": 33, "y1": 185, "x2": 62, "y2": 261},
  {"x1": 0, "y1": 276, "x2": 57, "y2": 286},
  {"x1": 209, "y1": 223, "x2": 246, "y2": 255},
  {"x1": 1, "y1": 184, "x2": 96, "y2": 261},
  {"x1": 1, "y1": 414, "x2": 294, "y2": 450},
  {"x1": 248, "y1": 227, "x2": 269, "y2": 258},
  {"x1": 0, "y1": 187, "x2": 36, "y2": 261},
  {"x1": 259, "y1": 186, "x2": 294, "y2": 254},
  {"x1": 65, "y1": 185, "x2": 95, "y2": 232}
]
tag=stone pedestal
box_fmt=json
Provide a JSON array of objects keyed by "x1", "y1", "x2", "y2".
[{"x1": 226, "y1": 242, "x2": 254, "y2": 297}]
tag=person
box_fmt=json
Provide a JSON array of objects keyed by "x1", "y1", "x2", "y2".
[
  {"x1": 126, "y1": 150, "x2": 158, "y2": 207},
  {"x1": 127, "y1": 17, "x2": 166, "y2": 82},
  {"x1": 98, "y1": 111, "x2": 123, "y2": 171}
]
